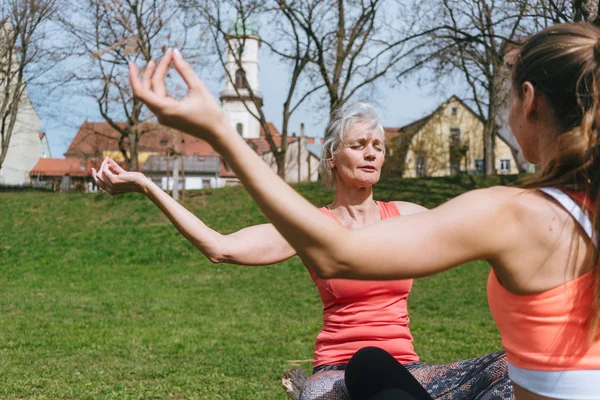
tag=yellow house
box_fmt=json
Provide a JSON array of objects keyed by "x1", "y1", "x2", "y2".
[{"x1": 385, "y1": 96, "x2": 518, "y2": 177}]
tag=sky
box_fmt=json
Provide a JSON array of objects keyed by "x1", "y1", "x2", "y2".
[{"x1": 35, "y1": 39, "x2": 464, "y2": 159}]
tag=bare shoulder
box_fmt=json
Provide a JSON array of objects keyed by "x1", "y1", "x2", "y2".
[
  {"x1": 501, "y1": 186, "x2": 567, "y2": 222},
  {"x1": 437, "y1": 185, "x2": 526, "y2": 214},
  {"x1": 391, "y1": 187, "x2": 524, "y2": 217},
  {"x1": 391, "y1": 201, "x2": 428, "y2": 215}
]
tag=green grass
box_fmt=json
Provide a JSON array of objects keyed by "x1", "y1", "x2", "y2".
[{"x1": 0, "y1": 174, "x2": 522, "y2": 399}]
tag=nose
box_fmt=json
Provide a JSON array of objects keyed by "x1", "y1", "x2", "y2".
[{"x1": 364, "y1": 145, "x2": 376, "y2": 160}]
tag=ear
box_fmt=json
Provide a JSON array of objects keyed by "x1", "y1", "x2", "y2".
[
  {"x1": 522, "y1": 81, "x2": 537, "y2": 119},
  {"x1": 327, "y1": 157, "x2": 335, "y2": 169}
]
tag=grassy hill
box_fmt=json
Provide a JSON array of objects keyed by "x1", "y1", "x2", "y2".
[{"x1": 0, "y1": 175, "x2": 521, "y2": 399}]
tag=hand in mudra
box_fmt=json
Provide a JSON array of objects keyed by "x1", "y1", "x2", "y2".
[
  {"x1": 129, "y1": 48, "x2": 230, "y2": 142},
  {"x1": 92, "y1": 157, "x2": 146, "y2": 195}
]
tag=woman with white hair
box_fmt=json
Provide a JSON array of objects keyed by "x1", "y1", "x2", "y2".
[{"x1": 94, "y1": 101, "x2": 511, "y2": 399}]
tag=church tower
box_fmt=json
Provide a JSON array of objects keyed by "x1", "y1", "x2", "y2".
[{"x1": 220, "y1": 21, "x2": 262, "y2": 139}]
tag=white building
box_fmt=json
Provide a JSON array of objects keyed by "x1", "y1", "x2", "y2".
[
  {"x1": 39, "y1": 131, "x2": 51, "y2": 159},
  {"x1": 0, "y1": 86, "x2": 42, "y2": 185},
  {"x1": 219, "y1": 21, "x2": 262, "y2": 140},
  {"x1": 218, "y1": 21, "x2": 320, "y2": 184}
]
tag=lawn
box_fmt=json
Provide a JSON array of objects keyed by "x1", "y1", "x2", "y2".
[{"x1": 0, "y1": 174, "x2": 521, "y2": 399}]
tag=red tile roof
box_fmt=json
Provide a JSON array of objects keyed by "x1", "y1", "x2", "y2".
[
  {"x1": 65, "y1": 121, "x2": 205, "y2": 158},
  {"x1": 30, "y1": 158, "x2": 95, "y2": 177},
  {"x1": 64, "y1": 121, "x2": 322, "y2": 177}
]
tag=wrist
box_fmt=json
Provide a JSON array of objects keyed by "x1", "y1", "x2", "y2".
[
  {"x1": 135, "y1": 173, "x2": 151, "y2": 195},
  {"x1": 211, "y1": 117, "x2": 239, "y2": 152}
]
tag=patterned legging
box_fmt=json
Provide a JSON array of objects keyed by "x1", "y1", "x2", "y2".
[{"x1": 299, "y1": 350, "x2": 513, "y2": 400}]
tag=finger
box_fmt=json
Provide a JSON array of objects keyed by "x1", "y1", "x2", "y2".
[
  {"x1": 152, "y1": 49, "x2": 173, "y2": 97},
  {"x1": 129, "y1": 61, "x2": 144, "y2": 97},
  {"x1": 129, "y1": 61, "x2": 169, "y2": 111},
  {"x1": 172, "y1": 49, "x2": 203, "y2": 90},
  {"x1": 142, "y1": 60, "x2": 156, "y2": 92},
  {"x1": 99, "y1": 158, "x2": 108, "y2": 175},
  {"x1": 103, "y1": 167, "x2": 116, "y2": 181},
  {"x1": 107, "y1": 158, "x2": 124, "y2": 173},
  {"x1": 92, "y1": 168, "x2": 107, "y2": 192}
]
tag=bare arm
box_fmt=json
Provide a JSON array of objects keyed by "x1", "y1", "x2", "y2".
[
  {"x1": 393, "y1": 201, "x2": 428, "y2": 215},
  {"x1": 92, "y1": 159, "x2": 296, "y2": 266},
  {"x1": 124, "y1": 50, "x2": 514, "y2": 280}
]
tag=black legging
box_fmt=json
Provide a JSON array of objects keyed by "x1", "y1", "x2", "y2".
[{"x1": 345, "y1": 347, "x2": 434, "y2": 400}]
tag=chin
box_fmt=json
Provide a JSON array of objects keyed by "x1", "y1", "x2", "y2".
[{"x1": 521, "y1": 146, "x2": 541, "y2": 164}]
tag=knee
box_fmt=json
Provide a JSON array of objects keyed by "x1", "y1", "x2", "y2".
[{"x1": 300, "y1": 370, "x2": 348, "y2": 400}]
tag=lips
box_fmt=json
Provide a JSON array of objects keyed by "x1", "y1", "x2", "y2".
[{"x1": 359, "y1": 166, "x2": 377, "y2": 172}]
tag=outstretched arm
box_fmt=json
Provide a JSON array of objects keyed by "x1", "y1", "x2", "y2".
[
  {"x1": 92, "y1": 158, "x2": 296, "y2": 266},
  {"x1": 126, "y1": 49, "x2": 515, "y2": 280}
]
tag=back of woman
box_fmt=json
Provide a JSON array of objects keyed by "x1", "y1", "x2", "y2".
[{"x1": 488, "y1": 23, "x2": 600, "y2": 399}]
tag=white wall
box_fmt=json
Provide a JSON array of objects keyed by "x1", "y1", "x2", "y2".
[
  {"x1": 222, "y1": 100, "x2": 261, "y2": 139},
  {"x1": 40, "y1": 135, "x2": 51, "y2": 158},
  {"x1": 224, "y1": 36, "x2": 260, "y2": 92},
  {"x1": 0, "y1": 89, "x2": 42, "y2": 185},
  {"x1": 261, "y1": 140, "x2": 319, "y2": 183},
  {"x1": 160, "y1": 175, "x2": 222, "y2": 190},
  {"x1": 220, "y1": 35, "x2": 262, "y2": 139}
]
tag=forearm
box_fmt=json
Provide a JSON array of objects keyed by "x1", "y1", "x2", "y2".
[
  {"x1": 140, "y1": 178, "x2": 225, "y2": 263},
  {"x1": 209, "y1": 126, "x2": 352, "y2": 277}
]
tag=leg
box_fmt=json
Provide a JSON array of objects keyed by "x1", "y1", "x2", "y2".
[
  {"x1": 345, "y1": 347, "x2": 433, "y2": 400},
  {"x1": 300, "y1": 369, "x2": 350, "y2": 400},
  {"x1": 405, "y1": 350, "x2": 514, "y2": 400}
]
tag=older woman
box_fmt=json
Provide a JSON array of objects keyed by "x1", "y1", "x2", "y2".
[{"x1": 94, "y1": 102, "x2": 511, "y2": 399}]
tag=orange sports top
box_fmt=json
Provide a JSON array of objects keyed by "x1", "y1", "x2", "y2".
[
  {"x1": 487, "y1": 189, "x2": 600, "y2": 371},
  {"x1": 306, "y1": 201, "x2": 420, "y2": 368}
]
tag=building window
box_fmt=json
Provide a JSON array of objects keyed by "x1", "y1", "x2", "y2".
[
  {"x1": 474, "y1": 158, "x2": 484, "y2": 174},
  {"x1": 236, "y1": 123, "x2": 244, "y2": 136},
  {"x1": 451, "y1": 107, "x2": 458, "y2": 116},
  {"x1": 202, "y1": 179, "x2": 212, "y2": 189},
  {"x1": 160, "y1": 138, "x2": 168, "y2": 147},
  {"x1": 416, "y1": 154, "x2": 427, "y2": 177},
  {"x1": 499, "y1": 159, "x2": 511, "y2": 173},
  {"x1": 235, "y1": 68, "x2": 247, "y2": 89},
  {"x1": 449, "y1": 127, "x2": 461, "y2": 144}
]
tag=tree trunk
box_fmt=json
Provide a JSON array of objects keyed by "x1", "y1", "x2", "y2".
[
  {"x1": 276, "y1": 151, "x2": 286, "y2": 179},
  {"x1": 0, "y1": 86, "x2": 23, "y2": 170},
  {"x1": 483, "y1": 123, "x2": 496, "y2": 175},
  {"x1": 574, "y1": 0, "x2": 600, "y2": 23},
  {"x1": 129, "y1": 131, "x2": 140, "y2": 172},
  {"x1": 484, "y1": 95, "x2": 497, "y2": 175},
  {"x1": 172, "y1": 155, "x2": 179, "y2": 201},
  {"x1": 181, "y1": 155, "x2": 185, "y2": 202}
]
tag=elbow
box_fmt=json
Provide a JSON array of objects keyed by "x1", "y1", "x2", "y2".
[
  {"x1": 196, "y1": 243, "x2": 226, "y2": 264},
  {"x1": 207, "y1": 254, "x2": 224, "y2": 264}
]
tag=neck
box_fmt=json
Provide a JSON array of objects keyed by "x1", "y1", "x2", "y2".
[
  {"x1": 535, "y1": 117, "x2": 561, "y2": 169},
  {"x1": 328, "y1": 183, "x2": 377, "y2": 224}
]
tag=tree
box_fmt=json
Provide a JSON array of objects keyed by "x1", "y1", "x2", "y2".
[
  {"x1": 0, "y1": 0, "x2": 61, "y2": 170},
  {"x1": 424, "y1": 0, "x2": 531, "y2": 175},
  {"x1": 529, "y1": 0, "x2": 600, "y2": 24},
  {"x1": 60, "y1": 0, "x2": 193, "y2": 171},
  {"x1": 277, "y1": 0, "x2": 434, "y2": 114}
]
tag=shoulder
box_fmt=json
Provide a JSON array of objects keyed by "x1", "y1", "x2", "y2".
[
  {"x1": 390, "y1": 201, "x2": 428, "y2": 216},
  {"x1": 388, "y1": 186, "x2": 524, "y2": 215}
]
